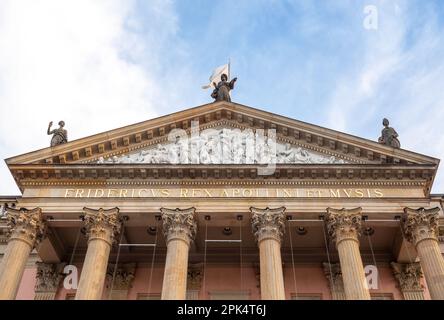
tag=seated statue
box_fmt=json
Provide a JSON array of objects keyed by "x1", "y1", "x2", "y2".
[
  {"x1": 378, "y1": 118, "x2": 400, "y2": 148},
  {"x1": 47, "y1": 121, "x2": 68, "y2": 147}
]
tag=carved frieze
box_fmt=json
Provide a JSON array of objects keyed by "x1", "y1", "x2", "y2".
[
  {"x1": 250, "y1": 207, "x2": 286, "y2": 243},
  {"x1": 325, "y1": 207, "x2": 362, "y2": 245},
  {"x1": 160, "y1": 207, "x2": 197, "y2": 245},
  {"x1": 402, "y1": 207, "x2": 440, "y2": 245},
  {"x1": 96, "y1": 127, "x2": 347, "y2": 165}
]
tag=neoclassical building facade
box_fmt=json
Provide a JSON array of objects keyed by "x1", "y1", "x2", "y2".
[{"x1": 0, "y1": 102, "x2": 443, "y2": 300}]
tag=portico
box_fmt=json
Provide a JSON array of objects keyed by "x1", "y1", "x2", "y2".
[{"x1": 0, "y1": 102, "x2": 443, "y2": 300}]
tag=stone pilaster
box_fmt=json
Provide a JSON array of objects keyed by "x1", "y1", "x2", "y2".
[
  {"x1": 0, "y1": 207, "x2": 45, "y2": 300},
  {"x1": 323, "y1": 262, "x2": 346, "y2": 300},
  {"x1": 34, "y1": 262, "x2": 65, "y2": 300},
  {"x1": 391, "y1": 262, "x2": 424, "y2": 300},
  {"x1": 106, "y1": 263, "x2": 136, "y2": 300},
  {"x1": 160, "y1": 207, "x2": 197, "y2": 300},
  {"x1": 187, "y1": 263, "x2": 203, "y2": 300},
  {"x1": 251, "y1": 206, "x2": 286, "y2": 300},
  {"x1": 402, "y1": 207, "x2": 444, "y2": 300},
  {"x1": 75, "y1": 207, "x2": 121, "y2": 300},
  {"x1": 325, "y1": 207, "x2": 370, "y2": 300}
]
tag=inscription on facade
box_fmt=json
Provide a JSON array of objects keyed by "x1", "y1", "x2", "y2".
[{"x1": 61, "y1": 188, "x2": 386, "y2": 198}]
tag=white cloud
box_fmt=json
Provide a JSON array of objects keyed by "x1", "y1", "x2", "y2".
[{"x1": 0, "y1": 0, "x2": 178, "y2": 194}]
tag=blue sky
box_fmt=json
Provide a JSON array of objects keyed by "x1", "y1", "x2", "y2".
[{"x1": 1, "y1": 0, "x2": 444, "y2": 193}]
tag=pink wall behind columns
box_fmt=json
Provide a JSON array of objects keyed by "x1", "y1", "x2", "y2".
[
  {"x1": 16, "y1": 267, "x2": 37, "y2": 300},
  {"x1": 284, "y1": 266, "x2": 332, "y2": 300},
  {"x1": 127, "y1": 266, "x2": 164, "y2": 299},
  {"x1": 199, "y1": 265, "x2": 260, "y2": 300},
  {"x1": 367, "y1": 266, "x2": 403, "y2": 300}
]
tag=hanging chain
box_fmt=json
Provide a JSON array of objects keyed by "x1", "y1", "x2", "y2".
[
  {"x1": 397, "y1": 220, "x2": 421, "y2": 288},
  {"x1": 363, "y1": 220, "x2": 387, "y2": 294},
  {"x1": 69, "y1": 227, "x2": 82, "y2": 266},
  {"x1": 202, "y1": 219, "x2": 209, "y2": 298},
  {"x1": 239, "y1": 217, "x2": 243, "y2": 293},
  {"x1": 147, "y1": 219, "x2": 159, "y2": 296},
  {"x1": 321, "y1": 219, "x2": 335, "y2": 297},
  {"x1": 108, "y1": 225, "x2": 125, "y2": 299},
  {"x1": 287, "y1": 222, "x2": 298, "y2": 296}
]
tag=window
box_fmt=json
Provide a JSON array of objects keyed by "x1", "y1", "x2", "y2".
[
  {"x1": 291, "y1": 293, "x2": 322, "y2": 300},
  {"x1": 208, "y1": 291, "x2": 250, "y2": 300},
  {"x1": 65, "y1": 293, "x2": 76, "y2": 300},
  {"x1": 371, "y1": 293, "x2": 393, "y2": 300},
  {"x1": 137, "y1": 293, "x2": 161, "y2": 300}
]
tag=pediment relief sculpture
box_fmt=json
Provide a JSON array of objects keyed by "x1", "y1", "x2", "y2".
[{"x1": 96, "y1": 127, "x2": 347, "y2": 165}]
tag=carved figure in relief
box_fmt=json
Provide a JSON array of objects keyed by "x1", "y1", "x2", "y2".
[{"x1": 94, "y1": 127, "x2": 348, "y2": 165}]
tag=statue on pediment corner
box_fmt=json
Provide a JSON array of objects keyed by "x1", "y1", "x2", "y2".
[
  {"x1": 378, "y1": 118, "x2": 400, "y2": 148},
  {"x1": 47, "y1": 121, "x2": 68, "y2": 147}
]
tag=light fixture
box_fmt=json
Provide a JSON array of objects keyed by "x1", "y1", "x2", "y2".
[
  {"x1": 296, "y1": 226, "x2": 307, "y2": 235},
  {"x1": 223, "y1": 227, "x2": 232, "y2": 235},
  {"x1": 147, "y1": 226, "x2": 157, "y2": 235},
  {"x1": 363, "y1": 227, "x2": 375, "y2": 236}
]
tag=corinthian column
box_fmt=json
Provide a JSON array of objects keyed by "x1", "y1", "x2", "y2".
[
  {"x1": 160, "y1": 207, "x2": 197, "y2": 300},
  {"x1": 75, "y1": 207, "x2": 120, "y2": 300},
  {"x1": 325, "y1": 207, "x2": 370, "y2": 300},
  {"x1": 251, "y1": 206, "x2": 286, "y2": 300},
  {"x1": 402, "y1": 207, "x2": 444, "y2": 300},
  {"x1": 0, "y1": 207, "x2": 45, "y2": 300},
  {"x1": 391, "y1": 262, "x2": 424, "y2": 300}
]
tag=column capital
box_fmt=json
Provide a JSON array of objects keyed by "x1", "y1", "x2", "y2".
[
  {"x1": 402, "y1": 207, "x2": 440, "y2": 246},
  {"x1": 35, "y1": 262, "x2": 65, "y2": 293},
  {"x1": 83, "y1": 207, "x2": 121, "y2": 245},
  {"x1": 160, "y1": 207, "x2": 197, "y2": 245},
  {"x1": 250, "y1": 206, "x2": 286, "y2": 243},
  {"x1": 323, "y1": 262, "x2": 344, "y2": 292},
  {"x1": 187, "y1": 263, "x2": 204, "y2": 291},
  {"x1": 6, "y1": 207, "x2": 46, "y2": 248},
  {"x1": 325, "y1": 207, "x2": 362, "y2": 245},
  {"x1": 107, "y1": 263, "x2": 136, "y2": 291},
  {"x1": 391, "y1": 262, "x2": 423, "y2": 292}
]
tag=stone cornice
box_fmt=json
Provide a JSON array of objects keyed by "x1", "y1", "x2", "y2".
[{"x1": 8, "y1": 164, "x2": 435, "y2": 187}]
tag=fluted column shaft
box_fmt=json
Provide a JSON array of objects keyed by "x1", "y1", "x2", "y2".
[
  {"x1": 75, "y1": 207, "x2": 120, "y2": 300},
  {"x1": 402, "y1": 207, "x2": 444, "y2": 300},
  {"x1": 326, "y1": 207, "x2": 370, "y2": 300},
  {"x1": 251, "y1": 207, "x2": 286, "y2": 300},
  {"x1": 160, "y1": 207, "x2": 197, "y2": 300},
  {"x1": 0, "y1": 208, "x2": 45, "y2": 300}
]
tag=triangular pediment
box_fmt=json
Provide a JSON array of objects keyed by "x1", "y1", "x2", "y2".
[{"x1": 6, "y1": 101, "x2": 439, "y2": 167}]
